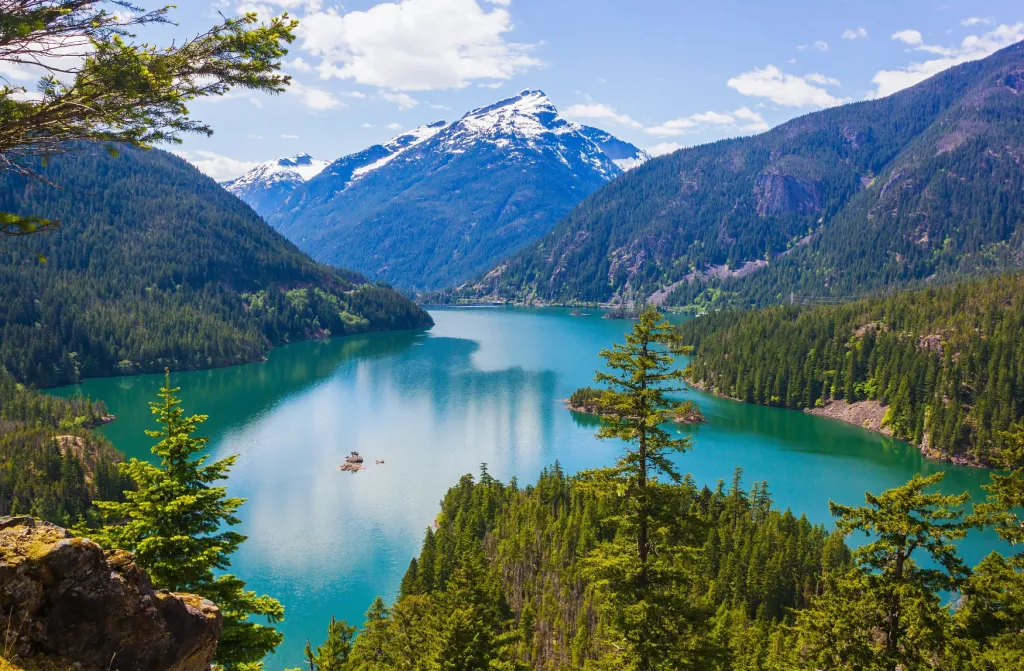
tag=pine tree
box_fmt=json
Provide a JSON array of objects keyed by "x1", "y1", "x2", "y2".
[
  {"x1": 581, "y1": 306, "x2": 711, "y2": 671},
  {"x1": 86, "y1": 372, "x2": 284, "y2": 670},
  {"x1": 304, "y1": 616, "x2": 356, "y2": 671},
  {"x1": 348, "y1": 597, "x2": 391, "y2": 670},
  {"x1": 794, "y1": 472, "x2": 970, "y2": 670}
]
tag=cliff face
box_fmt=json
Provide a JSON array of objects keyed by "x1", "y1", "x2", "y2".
[{"x1": 0, "y1": 517, "x2": 221, "y2": 671}]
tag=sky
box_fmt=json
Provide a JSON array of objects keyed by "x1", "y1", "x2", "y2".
[{"x1": 144, "y1": 0, "x2": 1024, "y2": 180}]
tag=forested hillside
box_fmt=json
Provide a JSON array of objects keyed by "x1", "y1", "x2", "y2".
[
  {"x1": 0, "y1": 145, "x2": 432, "y2": 387},
  {"x1": 341, "y1": 465, "x2": 851, "y2": 670},
  {"x1": 678, "y1": 272, "x2": 1024, "y2": 465},
  {"x1": 458, "y1": 41, "x2": 1024, "y2": 307},
  {"x1": 0, "y1": 368, "x2": 131, "y2": 525}
]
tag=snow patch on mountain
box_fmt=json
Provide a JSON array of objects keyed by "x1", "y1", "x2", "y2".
[
  {"x1": 224, "y1": 153, "x2": 328, "y2": 192},
  {"x1": 351, "y1": 121, "x2": 449, "y2": 181}
]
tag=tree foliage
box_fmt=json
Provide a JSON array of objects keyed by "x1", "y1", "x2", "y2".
[
  {"x1": 85, "y1": 373, "x2": 284, "y2": 670},
  {"x1": 0, "y1": 0, "x2": 297, "y2": 236}
]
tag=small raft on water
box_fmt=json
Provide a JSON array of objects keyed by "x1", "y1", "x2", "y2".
[{"x1": 339, "y1": 451, "x2": 365, "y2": 473}]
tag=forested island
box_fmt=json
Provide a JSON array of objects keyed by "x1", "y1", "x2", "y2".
[
  {"x1": 678, "y1": 272, "x2": 1024, "y2": 467},
  {"x1": 568, "y1": 386, "x2": 706, "y2": 424}
]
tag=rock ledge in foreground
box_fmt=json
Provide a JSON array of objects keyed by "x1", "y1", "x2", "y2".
[{"x1": 0, "y1": 516, "x2": 221, "y2": 671}]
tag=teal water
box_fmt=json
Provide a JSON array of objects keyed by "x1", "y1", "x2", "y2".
[{"x1": 53, "y1": 307, "x2": 1005, "y2": 668}]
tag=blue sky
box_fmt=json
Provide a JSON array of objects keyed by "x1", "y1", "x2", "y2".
[{"x1": 158, "y1": 0, "x2": 1024, "y2": 179}]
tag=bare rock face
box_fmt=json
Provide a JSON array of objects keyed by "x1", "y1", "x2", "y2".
[{"x1": 0, "y1": 517, "x2": 221, "y2": 671}]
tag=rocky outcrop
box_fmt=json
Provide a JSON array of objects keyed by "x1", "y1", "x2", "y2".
[
  {"x1": 805, "y1": 399, "x2": 891, "y2": 436},
  {"x1": 0, "y1": 517, "x2": 221, "y2": 671}
]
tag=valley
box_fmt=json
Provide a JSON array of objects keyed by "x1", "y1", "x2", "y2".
[
  {"x1": 4, "y1": 3, "x2": 1024, "y2": 669},
  {"x1": 49, "y1": 307, "x2": 1005, "y2": 668}
]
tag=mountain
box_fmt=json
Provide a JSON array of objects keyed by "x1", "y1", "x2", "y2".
[
  {"x1": 459, "y1": 42, "x2": 1024, "y2": 306},
  {"x1": 222, "y1": 152, "x2": 328, "y2": 215},
  {"x1": 0, "y1": 145, "x2": 432, "y2": 388},
  {"x1": 233, "y1": 90, "x2": 648, "y2": 291}
]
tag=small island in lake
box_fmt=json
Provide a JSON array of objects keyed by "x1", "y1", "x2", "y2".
[
  {"x1": 566, "y1": 386, "x2": 611, "y2": 414},
  {"x1": 339, "y1": 451, "x2": 365, "y2": 472},
  {"x1": 602, "y1": 306, "x2": 641, "y2": 320},
  {"x1": 672, "y1": 399, "x2": 706, "y2": 424},
  {"x1": 566, "y1": 387, "x2": 706, "y2": 425}
]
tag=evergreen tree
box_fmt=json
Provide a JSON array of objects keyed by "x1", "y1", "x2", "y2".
[
  {"x1": 794, "y1": 472, "x2": 970, "y2": 670},
  {"x1": 86, "y1": 372, "x2": 284, "y2": 670},
  {"x1": 304, "y1": 616, "x2": 356, "y2": 671},
  {"x1": 0, "y1": 0, "x2": 296, "y2": 238},
  {"x1": 582, "y1": 306, "x2": 711, "y2": 670}
]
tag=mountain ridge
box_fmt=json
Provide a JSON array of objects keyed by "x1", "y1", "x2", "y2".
[{"x1": 454, "y1": 42, "x2": 1024, "y2": 308}]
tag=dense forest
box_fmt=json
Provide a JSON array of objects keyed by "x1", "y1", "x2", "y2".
[
  {"x1": 0, "y1": 367, "x2": 131, "y2": 525},
  {"x1": 0, "y1": 145, "x2": 432, "y2": 388},
  {"x1": 342, "y1": 464, "x2": 849, "y2": 670},
  {"x1": 452, "y1": 41, "x2": 1024, "y2": 308},
  {"x1": 678, "y1": 272, "x2": 1024, "y2": 465}
]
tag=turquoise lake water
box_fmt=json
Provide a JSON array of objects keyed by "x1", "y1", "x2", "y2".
[{"x1": 54, "y1": 307, "x2": 1005, "y2": 668}]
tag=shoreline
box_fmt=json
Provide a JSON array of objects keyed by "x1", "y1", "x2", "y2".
[
  {"x1": 39, "y1": 324, "x2": 433, "y2": 392},
  {"x1": 685, "y1": 379, "x2": 986, "y2": 469}
]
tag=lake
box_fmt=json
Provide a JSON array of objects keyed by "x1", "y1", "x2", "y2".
[{"x1": 53, "y1": 307, "x2": 1005, "y2": 669}]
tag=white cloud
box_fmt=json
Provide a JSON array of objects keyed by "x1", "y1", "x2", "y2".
[
  {"x1": 804, "y1": 73, "x2": 841, "y2": 86},
  {"x1": 644, "y1": 107, "x2": 769, "y2": 137},
  {"x1": 727, "y1": 65, "x2": 847, "y2": 107},
  {"x1": 892, "y1": 29, "x2": 924, "y2": 46},
  {"x1": 872, "y1": 22, "x2": 1024, "y2": 97},
  {"x1": 814, "y1": 40, "x2": 829, "y2": 51},
  {"x1": 842, "y1": 27, "x2": 868, "y2": 40},
  {"x1": 647, "y1": 142, "x2": 682, "y2": 156},
  {"x1": 387, "y1": 122, "x2": 403, "y2": 130},
  {"x1": 285, "y1": 57, "x2": 313, "y2": 73},
  {"x1": 562, "y1": 102, "x2": 642, "y2": 128},
  {"x1": 297, "y1": 0, "x2": 540, "y2": 91},
  {"x1": 282, "y1": 134, "x2": 300, "y2": 139},
  {"x1": 175, "y1": 150, "x2": 258, "y2": 181},
  {"x1": 961, "y1": 17, "x2": 992, "y2": 27},
  {"x1": 288, "y1": 80, "x2": 345, "y2": 110},
  {"x1": 380, "y1": 91, "x2": 419, "y2": 109},
  {"x1": 362, "y1": 122, "x2": 376, "y2": 128}
]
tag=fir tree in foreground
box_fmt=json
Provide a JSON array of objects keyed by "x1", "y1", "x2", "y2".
[
  {"x1": 580, "y1": 305, "x2": 711, "y2": 671},
  {"x1": 793, "y1": 472, "x2": 971, "y2": 670},
  {"x1": 85, "y1": 372, "x2": 284, "y2": 670}
]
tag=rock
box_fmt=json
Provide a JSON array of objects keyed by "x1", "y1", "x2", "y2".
[{"x1": 0, "y1": 517, "x2": 221, "y2": 671}]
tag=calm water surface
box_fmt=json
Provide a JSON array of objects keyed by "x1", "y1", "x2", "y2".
[{"x1": 54, "y1": 307, "x2": 1004, "y2": 668}]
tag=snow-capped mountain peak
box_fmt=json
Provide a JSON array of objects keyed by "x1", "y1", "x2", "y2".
[
  {"x1": 225, "y1": 153, "x2": 328, "y2": 191},
  {"x1": 226, "y1": 89, "x2": 650, "y2": 289},
  {"x1": 223, "y1": 153, "x2": 329, "y2": 216}
]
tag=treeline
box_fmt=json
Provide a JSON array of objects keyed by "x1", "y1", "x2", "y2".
[
  {"x1": 0, "y1": 368, "x2": 131, "y2": 525},
  {"x1": 0, "y1": 145, "x2": 432, "y2": 388},
  {"x1": 678, "y1": 272, "x2": 1024, "y2": 464}
]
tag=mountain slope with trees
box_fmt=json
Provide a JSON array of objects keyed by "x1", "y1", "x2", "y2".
[
  {"x1": 459, "y1": 41, "x2": 1024, "y2": 307},
  {"x1": 0, "y1": 145, "x2": 432, "y2": 387},
  {"x1": 678, "y1": 272, "x2": 1024, "y2": 465}
]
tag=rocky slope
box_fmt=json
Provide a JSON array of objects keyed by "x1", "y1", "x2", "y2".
[
  {"x1": 231, "y1": 90, "x2": 648, "y2": 290},
  {"x1": 0, "y1": 517, "x2": 220, "y2": 671},
  {"x1": 459, "y1": 41, "x2": 1024, "y2": 306}
]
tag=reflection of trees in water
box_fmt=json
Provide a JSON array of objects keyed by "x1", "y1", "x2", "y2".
[{"x1": 74, "y1": 330, "x2": 427, "y2": 452}]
